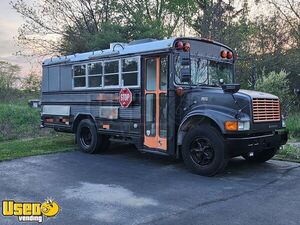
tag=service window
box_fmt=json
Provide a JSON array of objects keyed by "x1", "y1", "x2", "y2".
[
  {"x1": 73, "y1": 65, "x2": 86, "y2": 88},
  {"x1": 104, "y1": 60, "x2": 119, "y2": 87},
  {"x1": 88, "y1": 62, "x2": 102, "y2": 88},
  {"x1": 121, "y1": 57, "x2": 139, "y2": 87}
]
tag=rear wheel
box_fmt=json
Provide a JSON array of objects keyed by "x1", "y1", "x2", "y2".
[
  {"x1": 242, "y1": 148, "x2": 278, "y2": 163},
  {"x1": 182, "y1": 125, "x2": 228, "y2": 176},
  {"x1": 76, "y1": 119, "x2": 109, "y2": 154}
]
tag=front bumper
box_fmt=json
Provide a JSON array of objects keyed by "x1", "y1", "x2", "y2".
[{"x1": 225, "y1": 129, "x2": 288, "y2": 157}]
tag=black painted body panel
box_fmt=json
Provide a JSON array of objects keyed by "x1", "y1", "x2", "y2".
[{"x1": 41, "y1": 38, "x2": 287, "y2": 158}]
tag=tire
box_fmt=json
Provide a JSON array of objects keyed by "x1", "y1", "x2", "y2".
[
  {"x1": 182, "y1": 125, "x2": 228, "y2": 176},
  {"x1": 242, "y1": 148, "x2": 278, "y2": 163},
  {"x1": 76, "y1": 119, "x2": 110, "y2": 154}
]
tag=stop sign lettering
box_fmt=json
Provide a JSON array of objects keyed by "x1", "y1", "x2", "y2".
[{"x1": 119, "y1": 88, "x2": 132, "y2": 108}]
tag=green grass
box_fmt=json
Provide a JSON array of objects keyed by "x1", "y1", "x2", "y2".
[
  {"x1": 275, "y1": 144, "x2": 300, "y2": 162},
  {"x1": 286, "y1": 113, "x2": 300, "y2": 140},
  {"x1": 0, "y1": 103, "x2": 47, "y2": 141},
  {"x1": 0, "y1": 134, "x2": 77, "y2": 161}
]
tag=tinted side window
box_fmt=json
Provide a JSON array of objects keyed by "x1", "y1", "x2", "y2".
[
  {"x1": 74, "y1": 77, "x2": 86, "y2": 87},
  {"x1": 104, "y1": 75, "x2": 119, "y2": 86},
  {"x1": 88, "y1": 62, "x2": 102, "y2": 88},
  {"x1": 73, "y1": 65, "x2": 86, "y2": 88},
  {"x1": 74, "y1": 65, "x2": 86, "y2": 76},
  {"x1": 145, "y1": 94, "x2": 156, "y2": 136},
  {"x1": 88, "y1": 62, "x2": 102, "y2": 75},
  {"x1": 104, "y1": 61, "x2": 119, "y2": 74},
  {"x1": 122, "y1": 58, "x2": 138, "y2": 72},
  {"x1": 104, "y1": 60, "x2": 119, "y2": 87},
  {"x1": 160, "y1": 57, "x2": 168, "y2": 90},
  {"x1": 146, "y1": 59, "x2": 156, "y2": 91},
  {"x1": 121, "y1": 57, "x2": 139, "y2": 87}
]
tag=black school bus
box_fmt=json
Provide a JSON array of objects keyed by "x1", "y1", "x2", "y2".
[{"x1": 41, "y1": 37, "x2": 288, "y2": 176}]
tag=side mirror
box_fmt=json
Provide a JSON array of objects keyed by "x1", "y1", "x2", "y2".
[
  {"x1": 180, "y1": 52, "x2": 191, "y2": 83},
  {"x1": 222, "y1": 84, "x2": 240, "y2": 93}
]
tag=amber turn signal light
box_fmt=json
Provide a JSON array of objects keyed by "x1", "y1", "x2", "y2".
[
  {"x1": 176, "y1": 86, "x2": 184, "y2": 96},
  {"x1": 225, "y1": 121, "x2": 238, "y2": 131}
]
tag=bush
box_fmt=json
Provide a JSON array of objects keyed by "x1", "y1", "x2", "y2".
[
  {"x1": 0, "y1": 61, "x2": 20, "y2": 100},
  {"x1": 0, "y1": 103, "x2": 51, "y2": 141},
  {"x1": 286, "y1": 113, "x2": 300, "y2": 139},
  {"x1": 255, "y1": 70, "x2": 293, "y2": 114},
  {"x1": 21, "y1": 72, "x2": 41, "y2": 93},
  {"x1": 277, "y1": 144, "x2": 300, "y2": 161}
]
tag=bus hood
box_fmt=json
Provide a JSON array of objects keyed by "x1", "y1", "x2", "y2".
[{"x1": 238, "y1": 89, "x2": 279, "y2": 100}]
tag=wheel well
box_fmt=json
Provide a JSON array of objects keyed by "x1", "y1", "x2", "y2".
[
  {"x1": 177, "y1": 115, "x2": 222, "y2": 146},
  {"x1": 72, "y1": 114, "x2": 96, "y2": 133}
]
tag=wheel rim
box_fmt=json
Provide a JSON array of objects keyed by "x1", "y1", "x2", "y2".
[
  {"x1": 79, "y1": 127, "x2": 92, "y2": 148},
  {"x1": 190, "y1": 137, "x2": 215, "y2": 166}
]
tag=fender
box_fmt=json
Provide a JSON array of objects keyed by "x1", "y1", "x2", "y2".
[
  {"x1": 72, "y1": 113, "x2": 97, "y2": 131},
  {"x1": 177, "y1": 106, "x2": 239, "y2": 146}
]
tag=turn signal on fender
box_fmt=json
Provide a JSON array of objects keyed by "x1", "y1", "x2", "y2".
[{"x1": 225, "y1": 121, "x2": 238, "y2": 131}]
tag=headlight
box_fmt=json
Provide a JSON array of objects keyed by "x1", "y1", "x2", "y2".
[
  {"x1": 282, "y1": 116, "x2": 286, "y2": 128},
  {"x1": 238, "y1": 121, "x2": 250, "y2": 131},
  {"x1": 225, "y1": 121, "x2": 250, "y2": 131}
]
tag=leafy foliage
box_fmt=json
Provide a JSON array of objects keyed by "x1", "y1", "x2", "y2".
[
  {"x1": 22, "y1": 73, "x2": 41, "y2": 93},
  {"x1": 276, "y1": 144, "x2": 300, "y2": 162},
  {"x1": 9, "y1": 0, "x2": 300, "y2": 115},
  {"x1": 286, "y1": 113, "x2": 300, "y2": 138},
  {"x1": 0, "y1": 103, "x2": 43, "y2": 141},
  {"x1": 12, "y1": 0, "x2": 206, "y2": 55},
  {"x1": 0, "y1": 61, "x2": 20, "y2": 89},
  {"x1": 255, "y1": 70, "x2": 293, "y2": 113},
  {"x1": 0, "y1": 61, "x2": 21, "y2": 100}
]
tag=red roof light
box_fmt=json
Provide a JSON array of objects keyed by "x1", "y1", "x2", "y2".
[
  {"x1": 175, "y1": 41, "x2": 184, "y2": 50},
  {"x1": 227, "y1": 51, "x2": 233, "y2": 59},
  {"x1": 221, "y1": 50, "x2": 227, "y2": 58},
  {"x1": 183, "y1": 42, "x2": 191, "y2": 52}
]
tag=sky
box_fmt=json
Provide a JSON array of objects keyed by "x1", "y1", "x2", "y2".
[
  {"x1": 0, "y1": 0, "x2": 34, "y2": 76},
  {"x1": 0, "y1": 0, "x2": 271, "y2": 76}
]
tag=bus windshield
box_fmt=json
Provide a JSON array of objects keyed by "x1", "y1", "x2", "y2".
[{"x1": 175, "y1": 56, "x2": 234, "y2": 86}]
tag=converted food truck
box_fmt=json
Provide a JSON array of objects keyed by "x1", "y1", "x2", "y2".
[{"x1": 41, "y1": 37, "x2": 288, "y2": 176}]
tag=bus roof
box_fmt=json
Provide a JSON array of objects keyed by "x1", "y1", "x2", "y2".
[{"x1": 43, "y1": 37, "x2": 231, "y2": 66}]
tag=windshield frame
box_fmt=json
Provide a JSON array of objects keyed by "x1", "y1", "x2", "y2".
[{"x1": 174, "y1": 54, "x2": 235, "y2": 87}]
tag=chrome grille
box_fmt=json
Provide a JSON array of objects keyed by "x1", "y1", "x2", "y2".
[{"x1": 252, "y1": 98, "x2": 280, "y2": 123}]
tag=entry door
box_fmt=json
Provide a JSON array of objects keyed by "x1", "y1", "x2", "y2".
[{"x1": 144, "y1": 56, "x2": 168, "y2": 151}]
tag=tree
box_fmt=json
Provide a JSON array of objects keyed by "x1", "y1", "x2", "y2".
[
  {"x1": 252, "y1": 14, "x2": 294, "y2": 54},
  {"x1": 12, "y1": 0, "x2": 207, "y2": 55},
  {"x1": 267, "y1": 0, "x2": 300, "y2": 47},
  {"x1": 0, "y1": 61, "x2": 20, "y2": 90},
  {"x1": 191, "y1": 0, "x2": 257, "y2": 88},
  {"x1": 249, "y1": 8, "x2": 300, "y2": 91},
  {"x1": 0, "y1": 61, "x2": 21, "y2": 101},
  {"x1": 22, "y1": 72, "x2": 41, "y2": 93},
  {"x1": 192, "y1": 0, "x2": 253, "y2": 50},
  {"x1": 255, "y1": 70, "x2": 294, "y2": 113},
  {"x1": 12, "y1": 0, "x2": 122, "y2": 55},
  {"x1": 117, "y1": 0, "x2": 201, "y2": 39}
]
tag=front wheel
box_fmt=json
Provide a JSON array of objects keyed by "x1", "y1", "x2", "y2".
[
  {"x1": 242, "y1": 148, "x2": 278, "y2": 163},
  {"x1": 182, "y1": 125, "x2": 228, "y2": 176},
  {"x1": 76, "y1": 119, "x2": 110, "y2": 154}
]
